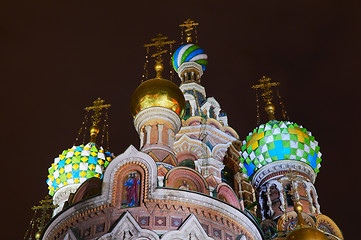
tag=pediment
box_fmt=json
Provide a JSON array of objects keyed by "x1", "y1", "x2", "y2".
[
  {"x1": 63, "y1": 227, "x2": 81, "y2": 240},
  {"x1": 98, "y1": 211, "x2": 159, "y2": 240},
  {"x1": 161, "y1": 214, "x2": 213, "y2": 240}
]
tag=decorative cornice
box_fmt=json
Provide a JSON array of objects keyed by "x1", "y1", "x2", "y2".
[
  {"x1": 177, "y1": 62, "x2": 203, "y2": 79},
  {"x1": 179, "y1": 81, "x2": 206, "y2": 97},
  {"x1": 53, "y1": 184, "x2": 81, "y2": 205},
  {"x1": 134, "y1": 107, "x2": 182, "y2": 133},
  {"x1": 251, "y1": 160, "x2": 316, "y2": 188}
]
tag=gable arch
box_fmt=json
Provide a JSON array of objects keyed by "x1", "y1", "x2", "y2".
[
  {"x1": 164, "y1": 167, "x2": 209, "y2": 194},
  {"x1": 69, "y1": 177, "x2": 102, "y2": 205},
  {"x1": 101, "y1": 145, "x2": 158, "y2": 205},
  {"x1": 206, "y1": 118, "x2": 224, "y2": 131},
  {"x1": 185, "y1": 116, "x2": 204, "y2": 126},
  {"x1": 174, "y1": 135, "x2": 211, "y2": 160},
  {"x1": 215, "y1": 183, "x2": 241, "y2": 208}
]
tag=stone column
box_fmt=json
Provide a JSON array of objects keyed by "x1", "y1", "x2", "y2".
[
  {"x1": 139, "y1": 131, "x2": 144, "y2": 148},
  {"x1": 145, "y1": 125, "x2": 152, "y2": 145},
  {"x1": 157, "y1": 124, "x2": 163, "y2": 144},
  {"x1": 266, "y1": 183, "x2": 274, "y2": 217},
  {"x1": 167, "y1": 128, "x2": 174, "y2": 147}
]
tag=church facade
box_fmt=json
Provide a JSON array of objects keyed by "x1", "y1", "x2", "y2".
[{"x1": 39, "y1": 20, "x2": 343, "y2": 240}]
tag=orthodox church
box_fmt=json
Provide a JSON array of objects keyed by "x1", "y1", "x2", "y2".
[{"x1": 27, "y1": 20, "x2": 343, "y2": 240}]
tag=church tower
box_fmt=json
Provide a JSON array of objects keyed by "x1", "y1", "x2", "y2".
[
  {"x1": 239, "y1": 76, "x2": 343, "y2": 239},
  {"x1": 130, "y1": 34, "x2": 185, "y2": 167}
]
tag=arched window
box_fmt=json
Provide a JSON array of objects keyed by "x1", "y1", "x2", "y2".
[
  {"x1": 185, "y1": 101, "x2": 192, "y2": 118},
  {"x1": 209, "y1": 106, "x2": 215, "y2": 118},
  {"x1": 178, "y1": 159, "x2": 196, "y2": 169},
  {"x1": 310, "y1": 190, "x2": 317, "y2": 209},
  {"x1": 284, "y1": 184, "x2": 294, "y2": 207},
  {"x1": 221, "y1": 165, "x2": 235, "y2": 190}
]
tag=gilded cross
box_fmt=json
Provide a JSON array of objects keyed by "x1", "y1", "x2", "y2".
[
  {"x1": 85, "y1": 98, "x2": 111, "y2": 126},
  {"x1": 179, "y1": 19, "x2": 199, "y2": 43},
  {"x1": 31, "y1": 196, "x2": 57, "y2": 232},
  {"x1": 143, "y1": 34, "x2": 175, "y2": 62},
  {"x1": 252, "y1": 76, "x2": 280, "y2": 104}
]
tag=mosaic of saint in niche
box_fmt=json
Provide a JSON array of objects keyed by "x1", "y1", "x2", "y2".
[
  {"x1": 176, "y1": 179, "x2": 196, "y2": 191},
  {"x1": 122, "y1": 172, "x2": 140, "y2": 208}
]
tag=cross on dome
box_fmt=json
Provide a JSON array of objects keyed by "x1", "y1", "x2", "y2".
[
  {"x1": 252, "y1": 76, "x2": 280, "y2": 120},
  {"x1": 84, "y1": 98, "x2": 111, "y2": 143},
  {"x1": 179, "y1": 19, "x2": 199, "y2": 43},
  {"x1": 143, "y1": 34, "x2": 175, "y2": 79}
]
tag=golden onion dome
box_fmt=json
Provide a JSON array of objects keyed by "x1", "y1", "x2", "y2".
[
  {"x1": 130, "y1": 77, "x2": 186, "y2": 118},
  {"x1": 286, "y1": 227, "x2": 328, "y2": 240},
  {"x1": 286, "y1": 203, "x2": 328, "y2": 240}
]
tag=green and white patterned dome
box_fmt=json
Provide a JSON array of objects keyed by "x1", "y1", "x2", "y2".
[
  {"x1": 240, "y1": 120, "x2": 322, "y2": 177},
  {"x1": 46, "y1": 142, "x2": 113, "y2": 196}
]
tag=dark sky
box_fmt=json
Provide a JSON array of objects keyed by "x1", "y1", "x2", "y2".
[{"x1": 1, "y1": 1, "x2": 359, "y2": 239}]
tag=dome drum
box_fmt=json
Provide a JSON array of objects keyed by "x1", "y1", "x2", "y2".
[
  {"x1": 133, "y1": 107, "x2": 182, "y2": 134},
  {"x1": 251, "y1": 160, "x2": 316, "y2": 189},
  {"x1": 177, "y1": 62, "x2": 204, "y2": 82}
]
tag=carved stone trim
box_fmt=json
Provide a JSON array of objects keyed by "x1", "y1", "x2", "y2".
[
  {"x1": 178, "y1": 62, "x2": 204, "y2": 82},
  {"x1": 161, "y1": 214, "x2": 213, "y2": 240},
  {"x1": 134, "y1": 107, "x2": 182, "y2": 134},
  {"x1": 98, "y1": 211, "x2": 159, "y2": 240},
  {"x1": 252, "y1": 160, "x2": 316, "y2": 188}
]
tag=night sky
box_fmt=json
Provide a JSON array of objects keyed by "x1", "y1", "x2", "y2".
[{"x1": 1, "y1": 1, "x2": 359, "y2": 239}]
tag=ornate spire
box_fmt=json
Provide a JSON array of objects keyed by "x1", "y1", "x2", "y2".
[
  {"x1": 143, "y1": 34, "x2": 175, "y2": 79},
  {"x1": 179, "y1": 19, "x2": 199, "y2": 43},
  {"x1": 85, "y1": 98, "x2": 111, "y2": 143},
  {"x1": 252, "y1": 76, "x2": 280, "y2": 121}
]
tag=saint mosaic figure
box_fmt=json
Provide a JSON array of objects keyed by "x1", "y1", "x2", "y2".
[{"x1": 124, "y1": 172, "x2": 140, "y2": 207}]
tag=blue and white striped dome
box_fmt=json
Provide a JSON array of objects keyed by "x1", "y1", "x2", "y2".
[{"x1": 172, "y1": 44, "x2": 208, "y2": 72}]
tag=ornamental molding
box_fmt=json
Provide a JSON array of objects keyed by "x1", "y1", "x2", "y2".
[
  {"x1": 251, "y1": 160, "x2": 316, "y2": 188},
  {"x1": 178, "y1": 62, "x2": 204, "y2": 80},
  {"x1": 151, "y1": 188, "x2": 263, "y2": 240},
  {"x1": 179, "y1": 81, "x2": 206, "y2": 96},
  {"x1": 212, "y1": 143, "x2": 231, "y2": 161},
  {"x1": 174, "y1": 134, "x2": 211, "y2": 159},
  {"x1": 134, "y1": 107, "x2": 182, "y2": 133},
  {"x1": 178, "y1": 124, "x2": 237, "y2": 143},
  {"x1": 53, "y1": 184, "x2": 81, "y2": 205},
  {"x1": 98, "y1": 211, "x2": 159, "y2": 240},
  {"x1": 161, "y1": 214, "x2": 213, "y2": 240}
]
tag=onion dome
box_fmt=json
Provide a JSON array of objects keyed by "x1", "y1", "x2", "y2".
[
  {"x1": 286, "y1": 203, "x2": 328, "y2": 240},
  {"x1": 130, "y1": 62, "x2": 186, "y2": 118},
  {"x1": 240, "y1": 120, "x2": 322, "y2": 177},
  {"x1": 172, "y1": 44, "x2": 208, "y2": 72},
  {"x1": 46, "y1": 142, "x2": 113, "y2": 196}
]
